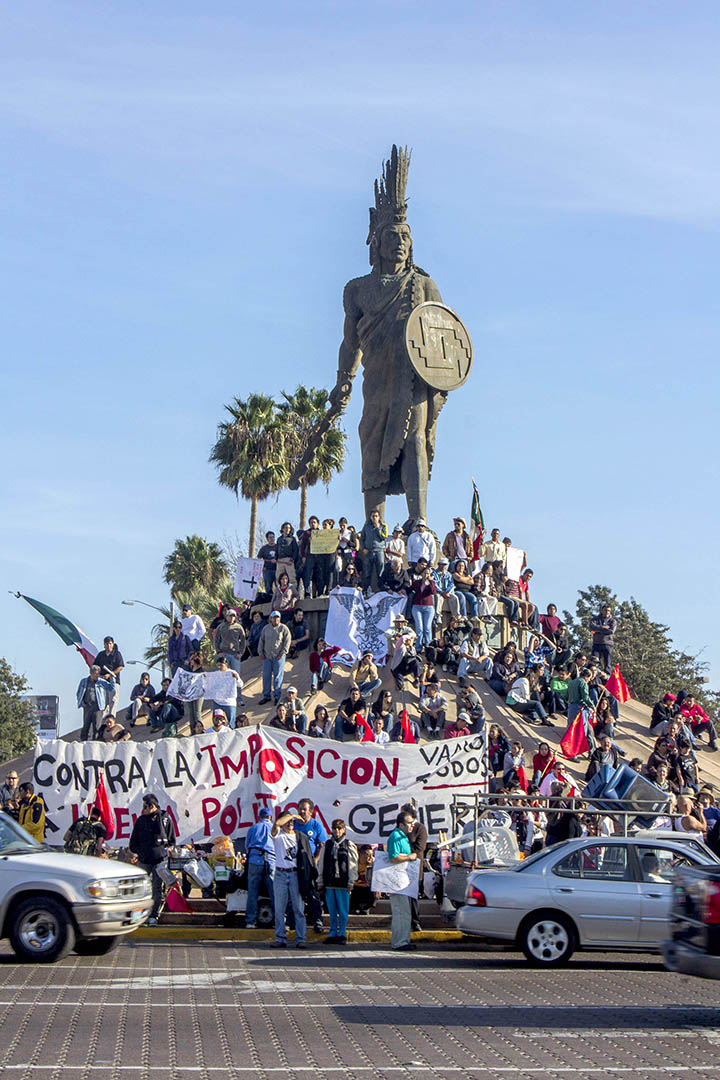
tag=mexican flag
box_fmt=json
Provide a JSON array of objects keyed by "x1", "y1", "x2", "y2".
[
  {"x1": 17, "y1": 594, "x2": 98, "y2": 667},
  {"x1": 470, "y1": 479, "x2": 485, "y2": 543}
]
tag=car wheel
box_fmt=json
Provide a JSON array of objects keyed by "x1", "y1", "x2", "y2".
[
  {"x1": 9, "y1": 896, "x2": 76, "y2": 963},
  {"x1": 519, "y1": 912, "x2": 576, "y2": 966},
  {"x1": 257, "y1": 900, "x2": 274, "y2": 927},
  {"x1": 74, "y1": 936, "x2": 120, "y2": 956}
]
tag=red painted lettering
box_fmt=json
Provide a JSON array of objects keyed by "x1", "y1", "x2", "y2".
[
  {"x1": 202, "y1": 796, "x2": 221, "y2": 836},
  {"x1": 285, "y1": 736, "x2": 306, "y2": 769},
  {"x1": 316, "y1": 747, "x2": 340, "y2": 780},
  {"x1": 374, "y1": 756, "x2": 399, "y2": 788},
  {"x1": 199, "y1": 743, "x2": 223, "y2": 787},
  {"x1": 258, "y1": 747, "x2": 285, "y2": 785},
  {"x1": 219, "y1": 804, "x2": 237, "y2": 835},
  {"x1": 306, "y1": 748, "x2": 314, "y2": 779},
  {"x1": 341, "y1": 758, "x2": 349, "y2": 785},
  {"x1": 220, "y1": 750, "x2": 249, "y2": 781},
  {"x1": 348, "y1": 758, "x2": 373, "y2": 786},
  {"x1": 115, "y1": 807, "x2": 131, "y2": 839}
]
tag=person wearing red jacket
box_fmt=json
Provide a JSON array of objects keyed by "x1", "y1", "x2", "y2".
[
  {"x1": 679, "y1": 695, "x2": 719, "y2": 751},
  {"x1": 309, "y1": 638, "x2": 340, "y2": 693}
]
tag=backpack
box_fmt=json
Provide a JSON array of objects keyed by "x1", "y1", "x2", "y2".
[{"x1": 65, "y1": 817, "x2": 98, "y2": 856}]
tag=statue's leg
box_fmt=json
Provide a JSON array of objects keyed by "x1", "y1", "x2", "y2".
[
  {"x1": 364, "y1": 487, "x2": 387, "y2": 523},
  {"x1": 401, "y1": 399, "x2": 429, "y2": 523}
]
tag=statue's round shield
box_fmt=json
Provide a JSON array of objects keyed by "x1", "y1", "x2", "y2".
[{"x1": 404, "y1": 301, "x2": 473, "y2": 391}]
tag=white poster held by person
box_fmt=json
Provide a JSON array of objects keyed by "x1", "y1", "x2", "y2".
[
  {"x1": 234, "y1": 556, "x2": 265, "y2": 601},
  {"x1": 371, "y1": 851, "x2": 420, "y2": 897},
  {"x1": 505, "y1": 546, "x2": 525, "y2": 582},
  {"x1": 324, "y1": 587, "x2": 406, "y2": 666},
  {"x1": 168, "y1": 669, "x2": 239, "y2": 705}
]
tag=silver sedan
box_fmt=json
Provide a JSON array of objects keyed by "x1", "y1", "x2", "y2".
[{"x1": 455, "y1": 835, "x2": 718, "y2": 965}]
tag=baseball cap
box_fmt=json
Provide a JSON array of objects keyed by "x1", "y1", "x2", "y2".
[
  {"x1": 182, "y1": 604, "x2": 192, "y2": 611},
  {"x1": 457, "y1": 711, "x2": 471, "y2": 723},
  {"x1": 393, "y1": 523, "x2": 404, "y2": 533},
  {"x1": 270, "y1": 609, "x2": 281, "y2": 617},
  {"x1": 286, "y1": 685, "x2": 298, "y2": 694},
  {"x1": 258, "y1": 808, "x2": 272, "y2": 819},
  {"x1": 438, "y1": 556, "x2": 448, "y2": 564},
  {"x1": 416, "y1": 518, "x2": 427, "y2": 527},
  {"x1": 213, "y1": 709, "x2": 226, "y2": 719}
]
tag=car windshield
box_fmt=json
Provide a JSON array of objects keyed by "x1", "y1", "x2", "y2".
[{"x1": 0, "y1": 812, "x2": 43, "y2": 854}]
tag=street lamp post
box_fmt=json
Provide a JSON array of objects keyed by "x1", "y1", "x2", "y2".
[{"x1": 122, "y1": 598, "x2": 175, "y2": 680}]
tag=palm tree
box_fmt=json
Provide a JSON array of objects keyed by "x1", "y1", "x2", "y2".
[
  {"x1": 279, "y1": 385, "x2": 346, "y2": 529},
  {"x1": 209, "y1": 393, "x2": 287, "y2": 556},
  {"x1": 163, "y1": 535, "x2": 228, "y2": 596}
]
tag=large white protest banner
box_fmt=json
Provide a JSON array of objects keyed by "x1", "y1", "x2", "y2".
[
  {"x1": 234, "y1": 556, "x2": 264, "y2": 601},
  {"x1": 324, "y1": 587, "x2": 406, "y2": 666},
  {"x1": 505, "y1": 546, "x2": 525, "y2": 582},
  {"x1": 34, "y1": 727, "x2": 488, "y2": 846}
]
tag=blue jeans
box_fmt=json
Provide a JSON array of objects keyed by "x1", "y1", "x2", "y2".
[
  {"x1": 358, "y1": 678, "x2": 382, "y2": 698},
  {"x1": 500, "y1": 596, "x2": 519, "y2": 622},
  {"x1": 262, "y1": 657, "x2": 286, "y2": 702},
  {"x1": 311, "y1": 661, "x2": 330, "y2": 692},
  {"x1": 362, "y1": 550, "x2": 384, "y2": 591},
  {"x1": 216, "y1": 703, "x2": 236, "y2": 728},
  {"x1": 412, "y1": 605, "x2": 434, "y2": 648},
  {"x1": 326, "y1": 887, "x2": 350, "y2": 938},
  {"x1": 246, "y1": 861, "x2": 275, "y2": 926},
  {"x1": 273, "y1": 870, "x2": 306, "y2": 943},
  {"x1": 457, "y1": 590, "x2": 478, "y2": 617},
  {"x1": 262, "y1": 567, "x2": 276, "y2": 595}
]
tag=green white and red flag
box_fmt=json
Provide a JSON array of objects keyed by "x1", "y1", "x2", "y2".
[
  {"x1": 15, "y1": 593, "x2": 98, "y2": 667},
  {"x1": 470, "y1": 479, "x2": 485, "y2": 543}
]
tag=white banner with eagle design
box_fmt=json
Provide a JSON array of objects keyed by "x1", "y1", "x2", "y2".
[{"x1": 324, "y1": 587, "x2": 407, "y2": 666}]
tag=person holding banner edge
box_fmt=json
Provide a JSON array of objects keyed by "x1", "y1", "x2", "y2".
[{"x1": 387, "y1": 810, "x2": 418, "y2": 951}]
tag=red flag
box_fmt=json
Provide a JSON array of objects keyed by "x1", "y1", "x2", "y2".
[
  {"x1": 560, "y1": 712, "x2": 590, "y2": 760},
  {"x1": 605, "y1": 665, "x2": 631, "y2": 704},
  {"x1": 165, "y1": 882, "x2": 193, "y2": 913},
  {"x1": 355, "y1": 714, "x2": 375, "y2": 742},
  {"x1": 400, "y1": 708, "x2": 417, "y2": 744},
  {"x1": 92, "y1": 774, "x2": 115, "y2": 839},
  {"x1": 516, "y1": 765, "x2": 528, "y2": 792}
]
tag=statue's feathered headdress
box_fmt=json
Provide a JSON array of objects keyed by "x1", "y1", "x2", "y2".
[{"x1": 367, "y1": 144, "x2": 412, "y2": 266}]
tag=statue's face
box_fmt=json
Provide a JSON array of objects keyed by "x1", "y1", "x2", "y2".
[{"x1": 379, "y1": 224, "x2": 411, "y2": 264}]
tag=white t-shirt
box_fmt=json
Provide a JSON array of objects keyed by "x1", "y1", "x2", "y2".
[
  {"x1": 181, "y1": 614, "x2": 206, "y2": 641},
  {"x1": 273, "y1": 830, "x2": 298, "y2": 870}
]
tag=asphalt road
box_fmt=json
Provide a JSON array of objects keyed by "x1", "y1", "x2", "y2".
[{"x1": 1, "y1": 938, "x2": 720, "y2": 1078}]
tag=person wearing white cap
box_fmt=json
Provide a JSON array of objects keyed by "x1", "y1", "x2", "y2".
[
  {"x1": 406, "y1": 520, "x2": 436, "y2": 570},
  {"x1": 385, "y1": 524, "x2": 406, "y2": 566},
  {"x1": 258, "y1": 611, "x2": 292, "y2": 705},
  {"x1": 281, "y1": 686, "x2": 307, "y2": 733}
]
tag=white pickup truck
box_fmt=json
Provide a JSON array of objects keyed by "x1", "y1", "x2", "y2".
[{"x1": 0, "y1": 811, "x2": 152, "y2": 962}]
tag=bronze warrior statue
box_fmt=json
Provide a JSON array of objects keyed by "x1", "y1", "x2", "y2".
[{"x1": 291, "y1": 145, "x2": 472, "y2": 524}]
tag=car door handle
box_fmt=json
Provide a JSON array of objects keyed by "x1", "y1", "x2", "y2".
[
  {"x1": 646, "y1": 892, "x2": 664, "y2": 899},
  {"x1": 555, "y1": 887, "x2": 573, "y2": 893}
]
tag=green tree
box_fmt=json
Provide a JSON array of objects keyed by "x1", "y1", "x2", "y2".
[
  {"x1": 0, "y1": 658, "x2": 36, "y2": 763},
  {"x1": 279, "y1": 385, "x2": 346, "y2": 529},
  {"x1": 209, "y1": 393, "x2": 287, "y2": 556},
  {"x1": 163, "y1": 535, "x2": 228, "y2": 596},
  {"x1": 563, "y1": 585, "x2": 717, "y2": 711}
]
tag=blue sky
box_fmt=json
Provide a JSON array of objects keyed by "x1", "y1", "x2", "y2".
[{"x1": 2, "y1": 1, "x2": 719, "y2": 733}]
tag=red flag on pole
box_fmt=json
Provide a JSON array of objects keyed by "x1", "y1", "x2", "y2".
[
  {"x1": 92, "y1": 774, "x2": 115, "y2": 839},
  {"x1": 400, "y1": 708, "x2": 417, "y2": 744},
  {"x1": 355, "y1": 714, "x2": 375, "y2": 742},
  {"x1": 516, "y1": 764, "x2": 529, "y2": 792},
  {"x1": 560, "y1": 712, "x2": 590, "y2": 760},
  {"x1": 605, "y1": 665, "x2": 631, "y2": 704}
]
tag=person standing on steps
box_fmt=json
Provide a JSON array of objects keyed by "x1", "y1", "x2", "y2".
[{"x1": 258, "y1": 611, "x2": 291, "y2": 706}]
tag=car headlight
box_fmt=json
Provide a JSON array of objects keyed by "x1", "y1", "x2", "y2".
[{"x1": 85, "y1": 879, "x2": 120, "y2": 899}]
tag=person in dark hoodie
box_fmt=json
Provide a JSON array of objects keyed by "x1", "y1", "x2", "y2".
[
  {"x1": 128, "y1": 794, "x2": 175, "y2": 925},
  {"x1": 318, "y1": 818, "x2": 358, "y2": 945}
]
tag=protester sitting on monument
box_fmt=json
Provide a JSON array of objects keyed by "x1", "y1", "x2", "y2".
[
  {"x1": 506, "y1": 674, "x2": 551, "y2": 726},
  {"x1": 334, "y1": 685, "x2": 367, "y2": 741},
  {"x1": 419, "y1": 682, "x2": 447, "y2": 736},
  {"x1": 211, "y1": 709, "x2": 229, "y2": 732},
  {"x1": 270, "y1": 703, "x2": 292, "y2": 730},
  {"x1": 678, "y1": 694, "x2": 719, "y2": 751},
  {"x1": 212, "y1": 655, "x2": 243, "y2": 727},
  {"x1": 503, "y1": 741, "x2": 525, "y2": 787},
  {"x1": 532, "y1": 742, "x2": 556, "y2": 786},
  {"x1": 451, "y1": 558, "x2": 479, "y2": 617},
  {"x1": 524, "y1": 634, "x2": 554, "y2": 672},
  {"x1": 457, "y1": 626, "x2": 492, "y2": 686},
  {"x1": 458, "y1": 684, "x2": 486, "y2": 733},
  {"x1": 432, "y1": 556, "x2": 460, "y2": 619},
  {"x1": 337, "y1": 561, "x2": 363, "y2": 591},
  {"x1": 390, "y1": 709, "x2": 420, "y2": 742},
  {"x1": 650, "y1": 692, "x2": 677, "y2": 736},
  {"x1": 488, "y1": 649, "x2": 522, "y2": 698},
  {"x1": 128, "y1": 672, "x2": 156, "y2": 727},
  {"x1": 282, "y1": 686, "x2": 308, "y2": 734},
  {"x1": 309, "y1": 637, "x2": 340, "y2": 693},
  {"x1": 651, "y1": 760, "x2": 680, "y2": 796},
  {"x1": 146, "y1": 677, "x2": 183, "y2": 734},
  {"x1": 418, "y1": 656, "x2": 439, "y2": 699},
  {"x1": 646, "y1": 736, "x2": 680, "y2": 779},
  {"x1": 97, "y1": 714, "x2": 131, "y2": 742},
  {"x1": 352, "y1": 650, "x2": 382, "y2": 698},
  {"x1": 308, "y1": 704, "x2": 331, "y2": 738},
  {"x1": 214, "y1": 608, "x2": 247, "y2": 679},
  {"x1": 271, "y1": 571, "x2": 300, "y2": 623},
  {"x1": 287, "y1": 608, "x2": 311, "y2": 658},
  {"x1": 372, "y1": 716, "x2": 390, "y2": 745},
  {"x1": 516, "y1": 568, "x2": 540, "y2": 630},
  {"x1": 438, "y1": 615, "x2": 468, "y2": 672},
  {"x1": 371, "y1": 689, "x2": 395, "y2": 731},
  {"x1": 539, "y1": 603, "x2": 561, "y2": 641},
  {"x1": 547, "y1": 667, "x2": 569, "y2": 716},
  {"x1": 389, "y1": 628, "x2": 422, "y2": 691},
  {"x1": 499, "y1": 576, "x2": 521, "y2": 626},
  {"x1": 585, "y1": 734, "x2": 620, "y2": 781},
  {"x1": 379, "y1": 556, "x2": 411, "y2": 595},
  {"x1": 445, "y1": 711, "x2": 472, "y2": 739}
]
